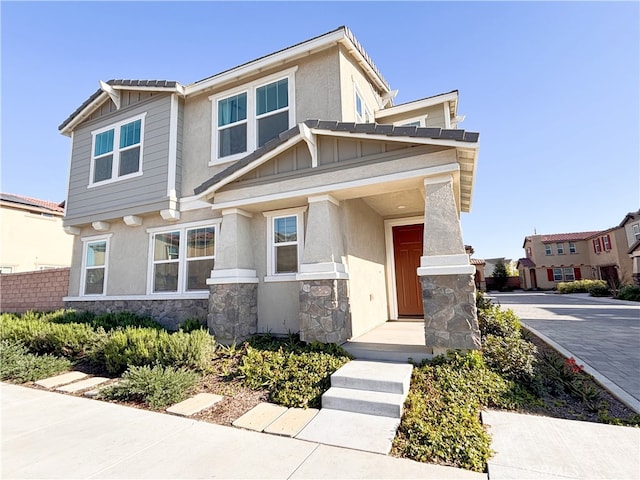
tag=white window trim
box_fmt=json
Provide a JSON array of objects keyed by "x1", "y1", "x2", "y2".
[
  {"x1": 633, "y1": 224, "x2": 640, "y2": 241},
  {"x1": 354, "y1": 83, "x2": 372, "y2": 123},
  {"x1": 395, "y1": 115, "x2": 428, "y2": 127},
  {"x1": 80, "y1": 233, "x2": 112, "y2": 297},
  {"x1": 263, "y1": 206, "x2": 307, "y2": 282},
  {"x1": 552, "y1": 267, "x2": 563, "y2": 282},
  {"x1": 146, "y1": 219, "x2": 221, "y2": 295},
  {"x1": 209, "y1": 66, "x2": 297, "y2": 166},
  {"x1": 563, "y1": 267, "x2": 575, "y2": 282},
  {"x1": 545, "y1": 244, "x2": 552, "y2": 255},
  {"x1": 569, "y1": 242, "x2": 577, "y2": 254},
  {"x1": 556, "y1": 243, "x2": 564, "y2": 255},
  {"x1": 88, "y1": 113, "x2": 147, "y2": 188},
  {"x1": 603, "y1": 236, "x2": 611, "y2": 251}
]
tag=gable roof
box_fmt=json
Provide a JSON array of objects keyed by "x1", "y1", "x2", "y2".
[
  {"x1": 618, "y1": 209, "x2": 640, "y2": 227},
  {"x1": 0, "y1": 192, "x2": 65, "y2": 214},
  {"x1": 193, "y1": 119, "x2": 480, "y2": 196},
  {"x1": 59, "y1": 27, "x2": 390, "y2": 136},
  {"x1": 517, "y1": 257, "x2": 536, "y2": 268}
]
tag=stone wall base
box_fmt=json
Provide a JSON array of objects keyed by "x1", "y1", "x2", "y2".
[
  {"x1": 300, "y1": 279, "x2": 351, "y2": 344},
  {"x1": 64, "y1": 299, "x2": 208, "y2": 331},
  {"x1": 208, "y1": 283, "x2": 257, "y2": 345},
  {"x1": 420, "y1": 273, "x2": 481, "y2": 355}
]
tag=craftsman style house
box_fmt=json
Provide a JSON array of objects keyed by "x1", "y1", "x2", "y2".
[
  {"x1": 59, "y1": 27, "x2": 480, "y2": 352},
  {"x1": 518, "y1": 211, "x2": 638, "y2": 290}
]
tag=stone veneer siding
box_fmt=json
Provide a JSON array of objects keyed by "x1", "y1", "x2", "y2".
[
  {"x1": 64, "y1": 298, "x2": 208, "y2": 331},
  {"x1": 208, "y1": 283, "x2": 257, "y2": 345},
  {"x1": 420, "y1": 273, "x2": 481, "y2": 355},
  {"x1": 299, "y1": 279, "x2": 351, "y2": 344}
]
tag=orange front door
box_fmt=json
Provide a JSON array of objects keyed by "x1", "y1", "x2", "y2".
[{"x1": 393, "y1": 224, "x2": 424, "y2": 316}]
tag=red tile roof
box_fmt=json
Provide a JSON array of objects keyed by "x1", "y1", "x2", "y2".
[
  {"x1": 0, "y1": 193, "x2": 65, "y2": 213},
  {"x1": 470, "y1": 258, "x2": 485, "y2": 265},
  {"x1": 517, "y1": 257, "x2": 536, "y2": 268},
  {"x1": 540, "y1": 231, "x2": 602, "y2": 243}
]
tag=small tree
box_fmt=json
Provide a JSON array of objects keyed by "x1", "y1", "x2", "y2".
[{"x1": 492, "y1": 260, "x2": 509, "y2": 291}]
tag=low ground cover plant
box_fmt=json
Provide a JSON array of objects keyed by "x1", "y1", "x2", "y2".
[
  {"x1": 0, "y1": 339, "x2": 72, "y2": 383},
  {"x1": 557, "y1": 279, "x2": 609, "y2": 296},
  {"x1": 99, "y1": 364, "x2": 199, "y2": 409},
  {"x1": 616, "y1": 284, "x2": 640, "y2": 302},
  {"x1": 240, "y1": 334, "x2": 352, "y2": 408}
]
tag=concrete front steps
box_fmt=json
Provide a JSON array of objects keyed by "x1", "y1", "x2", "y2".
[{"x1": 296, "y1": 360, "x2": 413, "y2": 455}]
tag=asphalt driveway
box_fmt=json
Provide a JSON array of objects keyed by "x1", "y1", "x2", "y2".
[{"x1": 491, "y1": 292, "x2": 640, "y2": 412}]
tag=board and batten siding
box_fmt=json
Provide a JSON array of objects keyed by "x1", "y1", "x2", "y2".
[{"x1": 65, "y1": 94, "x2": 175, "y2": 226}]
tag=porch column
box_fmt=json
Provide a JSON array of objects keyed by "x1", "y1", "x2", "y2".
[
  {"x1": 297, "y1": 195, "x2": 351, "y2": 344},
  {"x1": 207, "y1": 208, "x2": 258, "y2": 345},
  {"x1": 418, "y1": 175, "x2": 481, "y2": 355}
]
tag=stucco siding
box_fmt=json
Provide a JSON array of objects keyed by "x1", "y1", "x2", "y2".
[
  {"x1": 65, "y1": 95, "x2": 174, "y2": 226},
  {"x1": 180, "y1": 47, "x2": 343, "y2": 197},
  {"x1": 341, "y1": 199, "x2": 388, "y2": 337},
  {"x1": 66, "y1": 207, "x2": 220, "y2": 298},
  {"x1": 338, "y1": 45, "x2": 383, "y2": 122}
]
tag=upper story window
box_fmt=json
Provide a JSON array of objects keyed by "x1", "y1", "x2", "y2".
[
  {"x1": 526, "y1": 247, "x2": 532, "y2": 258},
  {"x1": 633, "y1": 224, "x2": 640, "y2": 241},
  {"x1": 569, "y1": 242, "x2": 577, "y2": 254},
  {"x1": 593, "y1": 238, "x2": 602, "y2": 254},
  {"x1": 148, "y1": 221, "x2": 217, "y2": 294},
  {"x1": 264, "y1": 206, "x2": 306, "y2": 281},
  {"x1": 211, "y1": 67, "x2": 297, "y2": 165},
  {"x1": 556, "y1": 243, "x2": 564, "y2": 254},
  {"x1": 602, "y1": 235, "x2": 611, "y2": 251},
  {"x1": 90, "y1": 114, "x2": 145, "y2": 186},
  {"x1": 81, "y1": 234, "x2": 111, "y2": 296},
  {"x1": 354, "y1": 86, "x2": 372, "y2": 123},
  {"x1": 545, "y1": 244, "x2": 552, "y2": 255}
]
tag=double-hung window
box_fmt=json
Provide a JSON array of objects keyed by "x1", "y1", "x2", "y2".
[
  {"x1": 553, "y1": 268, "x2": 563, "y2": 281},
  {"x1": 149, "y1": 222, "x2": 217, "y2": 293},
  {"x1": 556, "y1": 243, "x2": 564, "y2": 254},
  {"x1": 264, "y1": 207, "x2": 306, "y2": 280},
  {"x1": 545, "y1": 244, "x2": 552, "y2": 255},
  {"x1": 633, "y1": 224, "x2": 640, "y2": 241},
  {"x1": 602, "y1": 235, "x2": 611, "y2": 251},
  {"x1": 569, "y1": 242, "x2": 577, "y2": 254},
  {"x1": 563, "y1": 268, "x2": 575, "y2": 281},
  {"x1": 211, "y1": 68, "x2": 296, "y2": 164},
  {"x1": 81, "y1": 235, "x2": 111, "y2": 295},
  {"x1": 354, "y1": 87, "x2": 372, "y2": 123},
  {"x1": 91, "y1": 114, "x2": 145, "y2": 185}
]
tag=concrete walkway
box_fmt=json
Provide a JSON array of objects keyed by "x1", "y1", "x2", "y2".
[
  {"x1": 492, "y1": 292, "x2": 640, "y2": 412},
  {"x1": 1, "y1": 382, "x2": 484, "y2": 479}
]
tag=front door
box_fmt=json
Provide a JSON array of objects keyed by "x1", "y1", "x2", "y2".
[{"x1": 393, "y1": 224, "x2": 424, "y2": 316}]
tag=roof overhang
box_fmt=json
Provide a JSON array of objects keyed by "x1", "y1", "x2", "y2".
[
  {"x1": 185, "y1": 27, "x2": 390, "y2": 97},
  {"x1": 375, "y1": 91, "x2": 458, "y2": 122}
]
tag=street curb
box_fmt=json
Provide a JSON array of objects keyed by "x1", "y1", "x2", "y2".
[{"x1": 522, "y1": 322, "x2": 640, "y2": 414}]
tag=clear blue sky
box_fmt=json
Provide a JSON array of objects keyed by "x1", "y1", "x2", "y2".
[{"x1": 2, "y1": 1, "x2": 638, "y2": 262}]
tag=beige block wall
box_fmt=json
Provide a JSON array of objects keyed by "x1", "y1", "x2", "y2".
[
  {"x1": 341, "y1": 198, "x2": 388, "y2": 337},
  {"x1": 0, "y1": 207, "x2": 73, "y2": 273}
]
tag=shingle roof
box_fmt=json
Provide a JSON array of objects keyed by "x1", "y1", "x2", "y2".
[
  {"x1": 540, "y1": 231, "x2": 602, "y2": 243},
  {"x1": 193, "y1": 120, "x2": 480, "y2": 195},
  {"x1": 58, "y1": 79, "x2": 179, "y2": 131},
  {"x1": 0, "y1": 192, "x2": 65, "y2": 213},
  {"x1": 517, "y1": 257, "x2": 536, "y2": 268}
]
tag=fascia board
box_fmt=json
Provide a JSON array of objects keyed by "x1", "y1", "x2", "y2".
[
  {"x1": 59, "y1": 91, "x2": 110, "y2": 137},
  {"x1": 111, "y1": 84, "x2": 186, "y2": 96},
  {"x1": 195, "y1": 133, "x2": 304, "y2": 199},
  {"x1": 375, "y1": 92, "x2": 459, "y2": 120},
  {"x1": 309, "y1": 128, "x2": 478, "y2": 150}
]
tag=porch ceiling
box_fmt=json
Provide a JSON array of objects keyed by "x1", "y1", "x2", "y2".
[{"x1": 362, "y1": 189, "x2": 424, "y2": 217}]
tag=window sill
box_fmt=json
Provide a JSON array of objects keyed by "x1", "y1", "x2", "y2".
[
  {"x1": 264, "y1": 274, "x2": 298, "y2": 283},
  {"x1": 88, "y1": 171, "x2": 143, "y2": 189}
]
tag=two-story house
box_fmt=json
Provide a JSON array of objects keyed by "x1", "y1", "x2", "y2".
[
  {"x1": 59, "y1": 27, "x2": 481, "y2": 353},
  {"x1": 619, "y1": 210, "x2": 640, "y2": 285},
  {"x1": 518, "y1": 212, "x2": 638, "y2": 290}
]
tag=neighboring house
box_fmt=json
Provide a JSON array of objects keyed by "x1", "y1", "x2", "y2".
[
  {"x1": 58, "y1": 27, "x2": 481, "y2": 353},
  {"x1": 518, "y1": 213, "x2": 637, "y2": 290},
  {"x1": 619, "y1": 210, "x2": 640, "y2": 285},
  {"x1": 0, "y1": 193, "x2": 72, "y2": 273}
]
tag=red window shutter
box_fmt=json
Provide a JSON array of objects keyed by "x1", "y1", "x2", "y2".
[
  {"x1": 593, "y1": 239, "x2": 597, "y2": 253},
  {"x1": 598, "y1": 238, "x2": 603, "y2": 251},
  {"x1": 547, "y1": 269, "x2": 554, "y2": 281},
  {"x1": 574, "y1": 268, "x2": 582, "y2": 280}
]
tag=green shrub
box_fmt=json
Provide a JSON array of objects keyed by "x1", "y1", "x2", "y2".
[
  {"x1": 477, "y1": 304, "x2": 521, "y2": 339},
  {"x1": 240, "y1": 337, "x2": 352, "y2": 408},
  {"x1": 616, "y1": 284, "x2": 640, "y2": 302},
  {"x1": 0, "y1": 340, "x2": 72, "y2": 383},
  {"x1": 557, "y1": 279, "x2": 607, "y2": 294},
  {"x1": 99, "y1": 365, "x2": 199, "y2": 409},
  {"x1": 482, "y1": 334, "x2": 537, "y2": 383},
  {"x1": 0, "y1": 315, "x2": 102, "y2": 358},
  {"x1": 96, "y1": 327, "x2": 214, "y2": 374},
  {"x1": 394, "y1": 351, "x2": 526, "y2": 472},
  {"x1": 178, "y1": 318, "x2": 206, "y2": 333},
  {"x1": 588, "y1": 282, "x2": 611, "y2": 297},
  {"x1": 48, "y1": 310, "x2": 162, "y2": 331}
]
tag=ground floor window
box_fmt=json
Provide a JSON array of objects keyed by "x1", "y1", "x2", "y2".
[
  {"x1": 547, "y1": 267, "x2": 581, "y2": 283},
  {"x1": 148, "y1": 222, "x2": 217, "y2": 293},
  {"x1": 81, "y1": 234, "x2": 111, "y2": 296},
  {"x1": 264, "y1": 206, "x2": 306, "y2": 280}
]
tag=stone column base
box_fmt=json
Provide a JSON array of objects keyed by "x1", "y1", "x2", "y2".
[
  {"x1": 208, "y1": 283, "x2": 257, "y2": 345},
  {"x1": 420, "y1": 273, "x2": 481, "y2": 355},
  {"x1": 299, "y1": 279, "x2": 351, "y2": 344}
]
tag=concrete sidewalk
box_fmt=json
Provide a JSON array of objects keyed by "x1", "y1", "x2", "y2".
[{"x1": 1, "y1": 382, "x2": 484, "y2": 479}]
